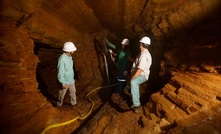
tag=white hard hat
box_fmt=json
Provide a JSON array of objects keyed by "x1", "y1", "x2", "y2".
[
  {"x1": 63, "y1": 42, "x2": 77, "y2": 52},
  {"x1": 139, "y1": 36, "x2": 151, "y2": 45},
  {"x1": 121, "y1": 38, "x2": 129, "y2": 45}
]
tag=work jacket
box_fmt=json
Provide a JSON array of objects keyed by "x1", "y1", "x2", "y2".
[{"x1": 57, "y1": 53, "x2": 75, "y2": 85}]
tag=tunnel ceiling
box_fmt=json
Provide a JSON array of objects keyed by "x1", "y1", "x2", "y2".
[{"x1": 1, "y1": 0, "x2": 220, "y2": 48}]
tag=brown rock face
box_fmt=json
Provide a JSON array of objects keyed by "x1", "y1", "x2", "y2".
[{"x1": 0, "y1": 0, "x2": 221, "y2": 133}]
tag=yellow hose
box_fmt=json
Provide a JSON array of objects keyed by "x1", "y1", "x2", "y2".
[{"x1": 41, "y1": 83, "x2": 117, "y2": 134}]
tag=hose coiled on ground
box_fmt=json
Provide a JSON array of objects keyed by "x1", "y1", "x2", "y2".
[{"x1": 41, "y1": 83, "x2": 117, "y2": 134}]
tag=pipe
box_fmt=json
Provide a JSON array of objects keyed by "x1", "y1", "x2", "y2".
[
  {"x1": 40, "y1": 83, "x2": 117, "y2": 134},
  {"x1": 76, "y1": 102, "x2": 109, "y2": 134},
  {"x1": 103, "y1": 54, "x2": 110, "y2": 85}
]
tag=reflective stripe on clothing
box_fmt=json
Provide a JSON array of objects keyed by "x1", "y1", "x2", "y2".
[{"x1": 117, "y1": 78, "x2": 126, "y2": 81}]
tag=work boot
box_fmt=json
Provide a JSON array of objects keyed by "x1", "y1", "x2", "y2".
[
  {"x1": 56, "y1": 101, "x2": 62, "y2": 107},
  {"x1": 134, "y1": 105, "x2": 142, "y2": 114},
  {"x1": 71, "y1": 102, "x2": 77, "y2": 107}
]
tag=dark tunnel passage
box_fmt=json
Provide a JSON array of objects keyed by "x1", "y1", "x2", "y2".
[
  {"x1": 0, "y1": 0, "x2": 221, "y2": 134},
  {"x1": 33, "y1": 6, "x2": 221, "y2": 132},
  {"x1": 31, "y1": 0, "x2": 221, "y2": 109},
  {"x1": 34, "y1": 37, "x2": 168, "y2": 109},
  {"x1": 33, "y1": 36, "x2": 171, "y2": 134},
  {"x1": 34, "y1": 41, "x2": 59, "y2": 105}
]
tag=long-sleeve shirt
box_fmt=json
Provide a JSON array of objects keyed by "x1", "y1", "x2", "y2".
[
  {"x1": 106, "y1": 41, "x2": 131, "y2": 75},
  {"x1": 106, "y1": 41, "x2": 116, "y2": 49},
  {"x1": 57, "y1": 53, "x2": 75, "y2": 85}
]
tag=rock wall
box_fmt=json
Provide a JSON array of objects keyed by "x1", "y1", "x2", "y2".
[
  {"x1": 0, "y1": 0, "x2": 221, "y2": 133},
  {"x1": 0, "y1": 18, "x2": 55, "y2": 134}
]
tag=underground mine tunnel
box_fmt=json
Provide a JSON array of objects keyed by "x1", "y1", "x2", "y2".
[{"x1": 0, "y1": 0, "x2": 221, "y2": 134}]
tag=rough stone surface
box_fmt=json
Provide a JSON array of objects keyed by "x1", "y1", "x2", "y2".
[{"x1": 0, "y1": 0, "x2": 221, "y2": 133}]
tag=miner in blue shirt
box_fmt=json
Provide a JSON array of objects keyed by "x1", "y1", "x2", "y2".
[{"x1": 57, "y1": 42, "x2": 77, "y2": 107}]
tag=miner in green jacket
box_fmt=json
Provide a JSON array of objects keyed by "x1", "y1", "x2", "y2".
[{"x1": 106, "y1": 38, "x2": 133, "y2": 94}]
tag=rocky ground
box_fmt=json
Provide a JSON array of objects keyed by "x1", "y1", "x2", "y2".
[{"x1": 39, "y1": 72, "x2": 221, "y2": 134}]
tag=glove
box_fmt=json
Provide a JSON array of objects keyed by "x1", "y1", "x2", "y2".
[
  {"x1": 123, "y1": 71, "x2": 128, "y2": 76},
  {"x1": 108, "y1": 49, "x2": 113, "y2": 54}
]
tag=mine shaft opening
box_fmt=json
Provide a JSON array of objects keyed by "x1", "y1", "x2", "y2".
[{"x1": 34, "y1": 41, "x2": 62, "y2": 105}]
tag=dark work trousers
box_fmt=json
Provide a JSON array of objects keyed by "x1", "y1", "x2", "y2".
[{"x1": 116, "y1": 76, "x2": 126, "y2": 94}]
